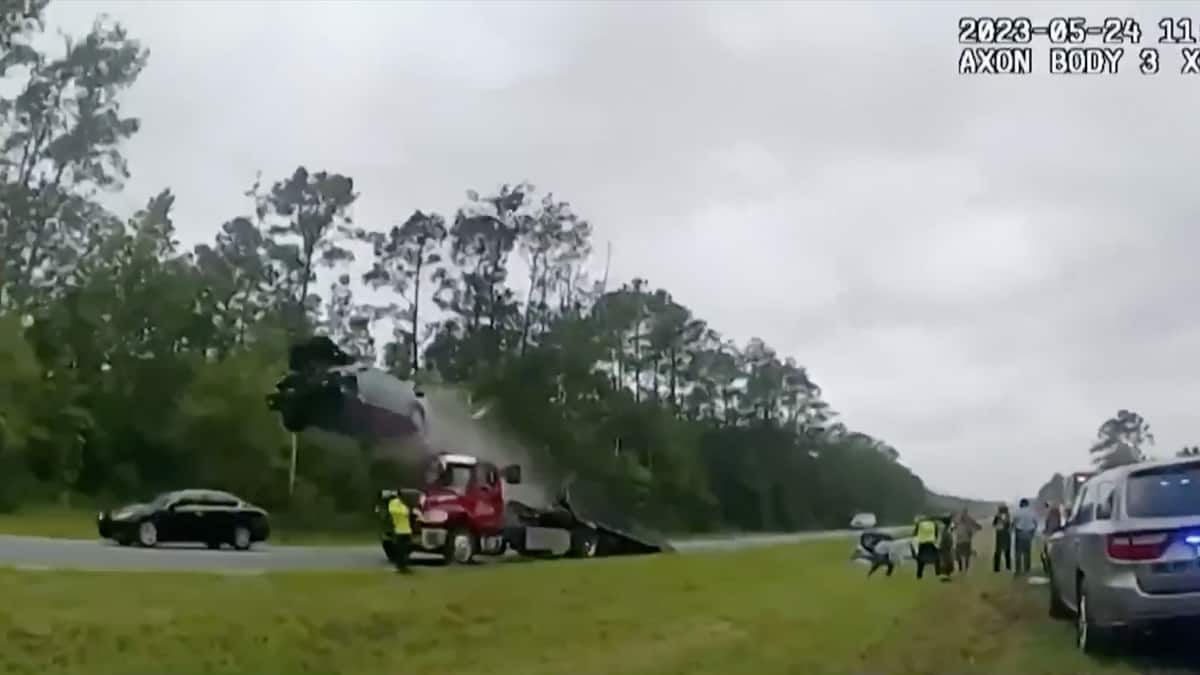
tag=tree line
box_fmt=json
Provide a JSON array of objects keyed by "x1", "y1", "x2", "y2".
[
  {"x1": 1037, "y1": 409, "x2": 1196, "y2": 509},
  {"x1": 1089, "y1": 408, "x2": 1198, "y2": 469},
  {"x1": 0, "y1": 2, "x2": 929, "y2": 531}
]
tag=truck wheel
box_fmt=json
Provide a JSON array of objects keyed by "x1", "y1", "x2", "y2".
[
  {"x1": 569, "y1": 529, "x2": 599, "y2": 558},
  {"x1": 445, "y1": 528, "x2": 477, "y2": 565},
  {"x1": 508, "y1": 529, "x2": 527, "y2": 556},
  {"x1": 408, "y1": 404, "x2": 427, "y2": 436}
]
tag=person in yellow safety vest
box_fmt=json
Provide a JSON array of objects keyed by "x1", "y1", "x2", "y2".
[
  {"x1": 387, "y1": 493, "x2": 413, "y2": 573},
  {"x1": 912, "y1": 514, "x2": 940, "y2": 580}
]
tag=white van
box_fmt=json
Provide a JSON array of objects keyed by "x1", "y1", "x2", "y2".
[{"x1": 850, "y1": 512, "x2": 878, "y2": 529}]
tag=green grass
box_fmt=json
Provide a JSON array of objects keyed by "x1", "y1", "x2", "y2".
[
  {"x1": 0, "y1": 506, "x2": 99, "y2": 539},
  {"x1": 1, "y1": 536, "x2": 1186, "y2": 675},
  {"x1": 0, "y1": 505, "x2": 377, "y2": 546}
]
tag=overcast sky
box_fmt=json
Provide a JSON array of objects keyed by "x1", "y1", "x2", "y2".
[{"x1": 43, "y1": 0, "x2": 1199, "y2": 501}]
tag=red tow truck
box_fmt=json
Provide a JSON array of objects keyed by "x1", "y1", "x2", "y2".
[
  {"x1": 382, "y1": 452, "x2": 671, "y2": 565},
  {"x1": 1065, "y1": 470, "x2": 1095, "y2": 506},
  {"x1": 265, "y1": 337, "x2": 671, "y2": 566}
]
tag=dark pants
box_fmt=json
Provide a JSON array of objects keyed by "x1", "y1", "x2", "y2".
[
  {"x1": 867, "y1": 552, "x2": 894, "y2": 577},
  {"x1": 993, "y1": 531, "x2": 1011, "y2": 572},
  {"x1": 938, "y1": 544, "x2": 954, "y2": 577},
  {"x1": 955, "y1": 542, "x2": 972, "y2": 572},
  {"x1": 383, "y1": 534, "x2": 412, "y2": 572},
  {"x1": 1014, "y1": 531, "x2": 1033, "y2": 575},
  {"x1": 916, "y1": 542, "x2": 939, "y2": 579}
]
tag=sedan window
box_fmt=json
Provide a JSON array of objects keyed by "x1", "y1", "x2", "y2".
[
  {"x1": 197, "y1": 491, "x2": 240, "y2": 507},
  {"x1": 150, "y1": 492, "x2": 177, "y2": 509}
]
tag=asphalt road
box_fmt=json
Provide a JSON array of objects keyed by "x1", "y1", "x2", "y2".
[{"x1": 0, "y1": 527, "x2": 900, "y2": 573}]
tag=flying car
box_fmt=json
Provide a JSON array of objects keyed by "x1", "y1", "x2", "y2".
[{"x1": 266, "y1": 336, "x2": 428, "y2": 441}]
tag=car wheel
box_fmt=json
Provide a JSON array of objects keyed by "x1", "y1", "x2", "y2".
[
  {"x1": 232, "y1": 524, "x2": 253, "y2": 551},
  {"x1": 445, "y1": 528, "x2": 476, "y2": 565},
  {"x1": 1077, "y1": 579, "x2": 1115, "y2": 655},
  {"x1": 408, "y1": 403, "x2": 427, "y2": 437},
  {"x1": 1048, "y1": 573, "x2": 1072, "y2": 620},
  {"x1": 137, "y1": 521, "x2": 158, "y2": 548},
  {"x1": 206, "y1": 540, "x2": 221, "y2": 550}
]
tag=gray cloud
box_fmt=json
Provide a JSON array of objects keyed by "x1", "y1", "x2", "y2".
[{"x1": 43, "y1": 0, "x2": 1200, "y2": 499}]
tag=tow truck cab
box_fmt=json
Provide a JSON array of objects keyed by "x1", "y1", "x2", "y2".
[
  {"x1": 411, "y1": 453, "x2": 524, "y2": 563},
  {"x1": 1065, "y1": 471, "x2": 1095, "y2": 506},
  {"x1": 389, "y1": 451, "x2": 670, "y2": 565}
]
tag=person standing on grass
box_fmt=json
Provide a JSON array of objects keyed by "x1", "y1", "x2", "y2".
[
  {"x1": 1011, "y1": 498, "x2": 1039, "y2": 576},
  {"x1": 385, "y1": 491, "x2": 414, "y2": 574},
  {"x1": 992, "y1": 504, "x2": 1012, "y2": 573},
  {"x1": 937, "y1": 514, "x2": 956, "y2": 580},
  {"x1": 1044, "y1": 500, "x2": 1063, "y2": 534},
  {"x1": 912, "y1": 514, "x2": 941, "y2": 580},
  {"x1": 954, "y1": 508, "x2": 981, "y2": 573}
]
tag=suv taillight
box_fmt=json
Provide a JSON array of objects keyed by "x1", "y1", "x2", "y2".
[{"x1": 1107, "y1": 532, "x2": 1170, "y2": 561}]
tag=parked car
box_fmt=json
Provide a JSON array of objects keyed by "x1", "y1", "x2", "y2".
[
  {"x1": 97, "y1": 489, "x2": 270, "y2": 550},
  {"x1": 850, "y1": 512, "x2": 878, "y2": 529},
  {"x1": 1045, "y1": 457, "x2": 1200, "y2": 653}
]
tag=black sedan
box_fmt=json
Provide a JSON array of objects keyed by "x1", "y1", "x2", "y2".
[{"x1": 97, "y1": 489, "x2": 270, "y2": 550}]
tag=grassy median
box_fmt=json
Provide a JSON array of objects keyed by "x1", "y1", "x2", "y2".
[{"x1": 0, "y1": 538, "x2": 1191, "y2": 675}]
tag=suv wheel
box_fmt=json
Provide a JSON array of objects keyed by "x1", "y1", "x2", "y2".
[
  {"x1": 1048, "y1": 569, "x2": 1071, "y2": 620},
  {"x1": 1077, "y1": 580, "x2": 1114, "y2": 654}
]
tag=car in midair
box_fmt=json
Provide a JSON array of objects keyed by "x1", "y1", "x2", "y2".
[
  {"x1": 266, "y1": 336, "x2": 427, "y2": 442},
  {"x1": 267, "y1": 336, "x2": 673, "y2": 564},
  {"x1": 97, "y1": 489, "x2": 270, "y2": 550}
]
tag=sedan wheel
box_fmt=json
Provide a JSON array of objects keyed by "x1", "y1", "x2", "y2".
[
  {"x1": 232, "y1": 525, "x2": 252, "y2": 551},
  {"x1": 137, "y1": 521, "x2": 158, "y2": 548}
]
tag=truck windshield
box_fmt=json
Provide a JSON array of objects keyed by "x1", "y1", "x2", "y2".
[
  {"x1": 1127, "y1": 466, "x2": 1200, "y2": 518},
  {"x1": 427, "y1": 462, "x2": 474, "y2": 495}
]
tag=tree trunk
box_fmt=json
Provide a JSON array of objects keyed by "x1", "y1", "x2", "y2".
[
  {"x1": 411, "y1": 256, "x2": 422, "y2": 374},
  {"x1": 632, "y1": 326, "x2": 642, "y2": 403},
  {"x1": 669, "y1": 346, "x2": 678, "y2": 412},
  {"x1": 651, "y1": 355, "x2": 660, "y2": 403},
  {"x1": 519, "y1": 254, "x2": 539, "y2": 356},
  {"x1": 297, "y1": 253, "x2": 314, "y2": 337}
]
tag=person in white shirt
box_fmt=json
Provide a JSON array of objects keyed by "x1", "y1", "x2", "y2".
[{"x1": 1011, "y1": 498, "x2": 1039, "y2": 575}]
